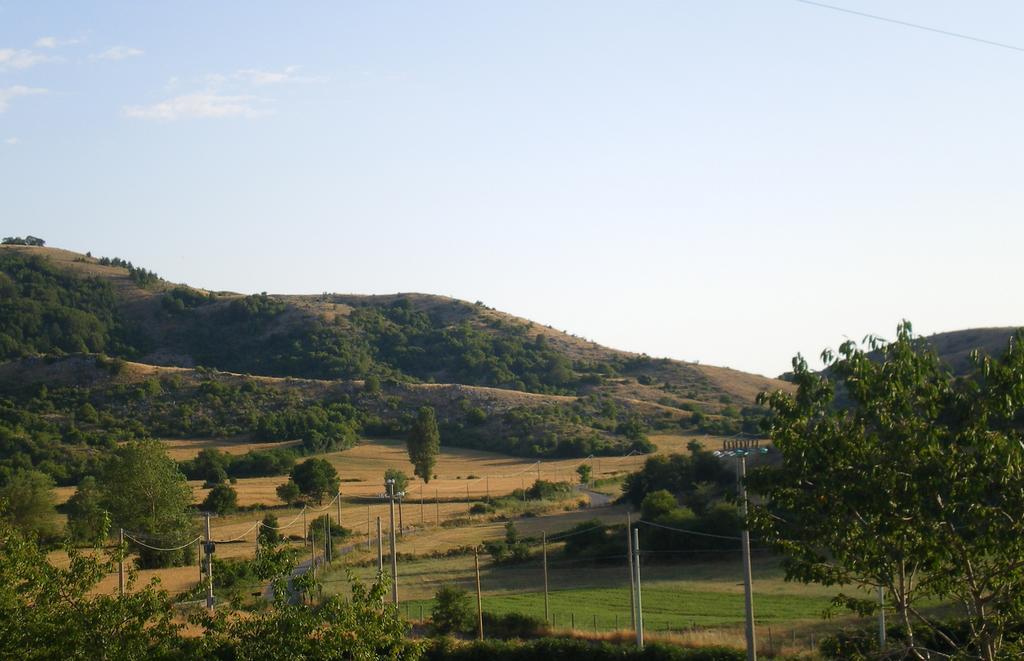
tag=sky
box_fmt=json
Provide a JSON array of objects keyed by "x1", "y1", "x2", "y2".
[{"x1": 2, "y1": 1, "x2": 1023, "y2": 378}]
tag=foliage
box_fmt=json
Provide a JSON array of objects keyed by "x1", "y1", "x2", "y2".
[
  {"x1": 408, "y1": 406, "x2": 440, "y2": 483},
  {"x1": 422, "y1": 637, "x2": 745, "y2": 661},
  {"x1": 480, "y1": 611, "x2": 549, "y2": 640},
  {"x1": 622, "y1": 444, "x2": 731, "y2": 509},
  {"x1": 1, "y1": 235, "x2": 45, "y2": 246},
  {"x1": 750, "y1": 322, "x2": 1024, "y2": 660},
  {"x1": 65, "y1": 475, "x2": 108, "y2": 544},
  {"x1": 0, "y1": 517, "x2": 182, "y2": 660},
  {"x1": 99, "y1": 441, "x2": 196, "y2": 568},
  {"x1": 290, "y1": 458, "x2": 340, "y2": 504},
  {"x1": 201, "y1": 483, "x2": 238, "y2": 515},
  {"x1": 385, "y1": 467, "x2": 410, "y2": 493},
  {"x1": 257, "y1": 513, "x2": 280, "y2": 546},
  {"x1": 484, "y1": 521, "x2": 531, "y2": 564},
  {"x1": 560, "y1": 519, "x2": 620, "y2": 559},
  {"x1": 0, "y1": 251, "x2": 144, "y2": 360},
  {"x1": 525, "y1": 479, "x2": 574, "y2": 501},
  {"x1": 0, "y1": 468, "x2": 59, "y2": 542},
  {"x1": 431, "y1": 584, "x2": 475, "y2": 635},
  {"x1": 575, "y1": 463, "x2": 591, "y2": 484},
  {"x1": 276, "y1": 480, "x2": 301, "y2": 506}
]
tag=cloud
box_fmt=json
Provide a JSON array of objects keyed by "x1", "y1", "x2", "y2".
[
  {"x1": 235, "y1": 66, "x2": 324, "y2": 86},
  {"x1": 4, "y1": 137, "x2": 19, "y2": 145},
  {"x1": 0, "y1": 85, "x2": 47, "y2": 112},
  {"x1": 0, "y1": 48, "x2": 53, "y2": 71},
  {"x1": 91, "y1": 46, "x2": 143, "y2": 61},
  {"x1": 34, "y1": 36, "x2": 81, "y2": 49},
  {"x1": 122, "y1": 93, "x2": 270, "y2": 120}
]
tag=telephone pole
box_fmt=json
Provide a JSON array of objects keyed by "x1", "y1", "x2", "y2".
[
  {"x1": 542, "y1": 531, "x2": 550, "y2": 624},
  {"x1": 386, "y1": 479, "x2": 399, "y2": 604},
  {"x1": 376, "y1": 517, "x2": 384, "y2": 573},
  {"x1": 632, "y1": 527, "x2": 643, "y2": 649},
  {"x1": 627, "y1": 513, "x2": 636, "y2": 630},
  {"x1": 718, "y1": 440, "x2": 766, "y2": 661},
  {"x1": 118, "y1": 528, "x2": 125, "y2": 597},
  {"x1": 474, "y1": 547, "x2": 484, "y2": 640},
  {"x1": 204, "y1": 513, "x2": 214, "y2": 612}
]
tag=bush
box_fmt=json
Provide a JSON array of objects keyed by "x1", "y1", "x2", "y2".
[
  {"x1": 480, "y1": 611, "x2": 548, "y2": 639},
  {"x1": 422, "y1": 637, "x2": 745, "y2": 660},
  {"x1": 431, "y1": 585, "x2": 475, "y2": 635}
]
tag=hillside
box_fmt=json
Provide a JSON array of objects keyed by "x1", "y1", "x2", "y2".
[
  {"x1": 0, "y1": 243, "x2": 791, "y2": 484},
  {"x1": 918, "y1": 327, "x2": 1022, "y2": 373}
]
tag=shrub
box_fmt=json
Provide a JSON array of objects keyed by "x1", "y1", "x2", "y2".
[{"x1": 431, "y1": 585, "x2": 474, "y2": 635}]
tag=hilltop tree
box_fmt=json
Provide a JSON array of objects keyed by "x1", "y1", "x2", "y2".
[
  {"x1": 750, "y1": 322, "x2": 1024, "y2": 660},
  {"x1": 407, "y1": 406, "x2": 440, "y2": 483},
  {"x1": 276, "y1": 480, "x2": 302, "y2": 506},
  {"x1": 99, "y1": 441, "x2": 196, "y2": 568},
  {"x1": 289, "y1": 458, "x2": 339, "y2": 504}
]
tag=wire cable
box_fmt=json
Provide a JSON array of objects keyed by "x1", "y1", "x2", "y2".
[
  {"x1": 794, "y1": 0, "x2": 1024, "y2": 53},
  {"x1": 123, "y1": 533, "x2": 202, "y2": 552}
]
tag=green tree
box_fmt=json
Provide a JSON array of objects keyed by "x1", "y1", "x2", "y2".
[
  {"x1": 65, "y1": 475, "x2": 109, "y2": 545},
  {"x1": 0, "y1": 469, "x2": 58, "y2": 542},
  {"x1": 276, "y1": 480, "x2": 301, "y2": 506},
  {"x1": 751, "y1": 323, "x2": 1024, "y2": 660},
  {"x1": 99, "y1": 441, "x2": 195, "y2": 568},
  {"x1": 290, "y1": 458, "x2": 339, "y2": 504},
  {"x1": 257, "y1": 513, "x2": 281, "y2": 547},
  {"x1": 384, "y1": 468, "x2": 409, "y2": 493},
  {"x1": 430, "y1": 584, "x2": 474, "y2": 635},
  {"x1": 0, "y1": 517, "x2": 182, "y2": 660},
  {"x1": 640, "y1": 489, "x2": 678, "y2": 519},
  {"x1": 201, "y1": 483, "x2": 238, "y2": 515},
  {"x1": 407, "y1": 406, "x2": 440, "y2": 483},
  {"x1": 575, "y1": 463, "x2": 592, "y2": 485}
]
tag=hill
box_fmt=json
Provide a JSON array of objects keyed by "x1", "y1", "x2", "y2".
[
  {"x1": 0, "y1": 243, "x2": 791, "y2": 484},
  {"x1": 917, "y1": 327, "x2": 1022, "y2": 373}
]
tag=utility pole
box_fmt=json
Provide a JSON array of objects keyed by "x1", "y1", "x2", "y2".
[
  {"x1": 366, "y1": 505, "x2": 371, "y2": 550},
  {"x1": 386, "y1": 479, "x2": 399, "y2": 604},
  {"x1": 376, "y1": 517, "x2": 384, "y2": 574},
  {"x1": 398, "y1": 495, "x2": 404, "y2": 538},
  {"x1": 302, "y1": 508, "x2": 308, "y2": 549},
  {"x1": 204, "y1": 513, "x2": 214, "y2": 612},
  {"x1": 486, "y1": 475, "x2": 490, "y2": 499},
  {"x1": 310, "y1": 526, "x2": 316, "y2": 581},
  {"x1": 718, "y1": 441, "x2": 766, "y2": 661},
  {"x1": 325, "y1": 514, "x2": 331, "y2": 563},
  {"x1": 627, "y1": 513, "x2": 636, "y2": 630},
  {"x1": 878, "y1": 586, "x2": 886, "y2": 650},
  {"x1": 118, "y1": 528, "x2": 125, "y2": 597},
  {"x1": 632, "y1": 527, "x2": 643, "y2": 649},
  {"x1": 542, "y1": 531, "x2": 550, "y2": 624},
  {"x1": 337, "y1": 489, "x2": 342, "y2": 529},
  {"x1": 474, "y1": 547, "x2": 484, "y2": 641}
]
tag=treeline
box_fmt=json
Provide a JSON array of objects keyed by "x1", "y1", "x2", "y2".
[{"x1": 0, "y1": 252, "x2": 145, "y2": 360}]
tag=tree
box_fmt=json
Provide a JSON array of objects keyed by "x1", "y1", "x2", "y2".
[
  {"x1": 407, "y1": 406, "x2": 440, "y2": 483},
  {"x1": 201, "y1": 483, "x2": 238, "y2": 515},
  {"x1": 276, "y1": 480, "x2": 302, "y2": 506},
  {"x1": 257, "y1": 513, "x2": 281, "y2": 547},
  {"x1": 384, "y1": 468, "x2": 408, "y2": 493},
  {"x1": 0, "y1": 517, "x2": 182, "y2": 660},
  {"x1": 290, "y1": 458, "x2": 339, "y2": 504},
  {"x1": 750, "y1": 322, "x2": 1024, "y2": 660},
  {"x1": 0, "y1": 469, "x2": 58, "y2": 541},
  {"x1": 431, "y1": 585, "x2": 474, "y2": 635},
  {"x1": 99, "y1": 441, "x2": 196, "y2": 568},
  {"x1": 65, "y1": 475, "x2": 109, "y2": 545},
  {"x1": 575, "y1": 463, "x2": 592, "y2": 485}
]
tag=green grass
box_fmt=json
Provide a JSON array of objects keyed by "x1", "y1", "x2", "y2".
[
  {"x1": 326, "y1": 550, "x2": 844, "y2": 634},
  {"x1": 403, "y1": 585, "x2": 835, "y2": 632}
]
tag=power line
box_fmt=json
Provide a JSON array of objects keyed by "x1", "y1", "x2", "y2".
[{"x1": 794, "y1": 0, "x2": 1024, "y2": 53}]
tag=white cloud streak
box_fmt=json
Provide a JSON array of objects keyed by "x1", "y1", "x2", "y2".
[
  {"x1": 34, "y1": 36, "x2": 81, "y2": 49},
  {"x1": 122, "y1": 93, "x2": 269, "y2": 121},
  {"x1": 0, "y1": 48, "x2": 52, "y2": 71},
  {"x1": 0, "y1": 86, "x2": 47, "y2": 113},
  {"x1": 91, "y1": 46, "x2": 143, "y2": 61},
  {"x1": 4, "y1": 137, "x2": 19, "y2": 145}
]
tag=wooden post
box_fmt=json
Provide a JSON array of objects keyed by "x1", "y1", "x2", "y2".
[
  {"x1": 633, "y1": 527, "x2": 643, "y2": 649},
  {"x1": 204, "y1": 513, "x2": 214, "y2": 612},
  {"x1": 366, "y1": 505, "x2": 371, "y2": 550},
  {"x1": 627, "y1": 513, "x2": 636, "y2": 629},
  {"x1": 376, "y1": 517, "x2": 384, "y2": 573},
  {"x1": 542, "y1": 531, "x2": 550, "y2": 624},
  {"x1": 118, "y1": 528, "x2": 125, "y2": 597},
  {"x1": 475, "y1": 547, "x2": 484, "y2": 641}
]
